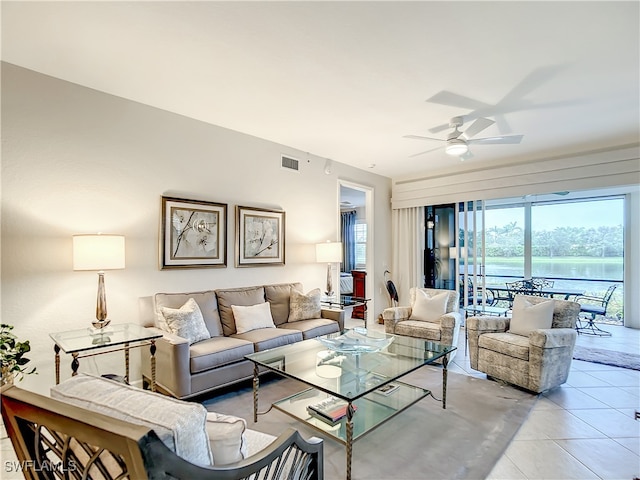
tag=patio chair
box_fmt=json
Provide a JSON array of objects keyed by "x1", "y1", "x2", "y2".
[{"x1": 575, "y1": 284, "x2": 618, "y2": 336}]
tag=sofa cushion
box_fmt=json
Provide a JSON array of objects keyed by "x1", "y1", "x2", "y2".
[
  {"x1": 161, "y1": 298, "x2": 211, "y2": 345},
  {"x1": 409, "y1": 290, "x2": 449, "y2": 322},
  {"x1": 205, "y1": 412, "x2": 247, "y2": 466},
  {"x1": 216, "y1": 286, "x2": 266, "y2": 335},
  {"x1": 280, "y1": 318, "x2": 340, "y2": 339},
  {"x1": 394, "y1": 320, "x2": 441, "y2": 341},
  {"x1": 190, "y1": 336, "x2": 255, "y2": 374},
  {"x1": 510, "y1": 295, "x2": 554, "y2": 336},
  {"x1": 288, "y1": 288, "x2": 322, "y2": 322},
  {"x1": 155, "y1": 290, "x2": 223, "y2": 337},
  {"x1": 479, "y1": 332, "x2": 530, "y2": 361},
  {"x1": 265, "y1": 282, "x2": 303, "y2": 326},
  {"x1": 51, "y1": 374, "x2": 212, "y2": 466},
  {"x1": 231, "y1": 302, "x2": 276, "y2": 334},
  {"x1": 233, "y1": 328, "x2": 303, "y2": 352}
]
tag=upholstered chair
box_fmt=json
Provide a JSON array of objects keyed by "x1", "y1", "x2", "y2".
[
  {"x1": 467, "y1": 294, "x2": 580, "y2": 393},
  {"x1": 382, "y1": 288, "x2": 461, "y2": 363}
]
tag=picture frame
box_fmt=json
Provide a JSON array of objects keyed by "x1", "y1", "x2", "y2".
[
  {"x1": 236, "y1": 205, "x2": 285, "y2": 267},
  {"x1": 160, "y1": 196, "x2": 227, "y2": 269}
]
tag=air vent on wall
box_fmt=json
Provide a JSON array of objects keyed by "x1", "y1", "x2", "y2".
[{"x1": 281, "y1": 155, "x2": 299, "y2": 172}]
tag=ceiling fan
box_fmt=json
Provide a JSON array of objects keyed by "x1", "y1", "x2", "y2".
[{"x1": 404, "y1": 116, "x2": 523, "y2": 160}]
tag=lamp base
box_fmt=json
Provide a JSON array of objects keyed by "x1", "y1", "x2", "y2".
[{"x1": 89, "y1": 319, "x2": 112, "y2": 334}]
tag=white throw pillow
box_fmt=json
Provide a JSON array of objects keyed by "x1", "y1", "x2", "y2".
[
  {"x1": 232, "y1": 302, "x2": 276, "y2": 334},
  {"x1": 509, "y1": 296, "x2": 555, "y2": 336},
  {"x1": 409, "y1": 290, "x2": 449, "y2": 322},
  {"x1": 51, "y1": 374, "x2": 212, "y2": 466},
  {"x1": 161, "y1": 297, "x2": 211, "y2": 345},
  {"x1": 288, "y1": 288, "x2": 322, "y2": 322},
  {"x1": 205, "y1": 412, "x2": 248, "y2": 465}
]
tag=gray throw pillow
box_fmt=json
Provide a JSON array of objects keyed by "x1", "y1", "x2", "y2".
[
  {"x1": 161, "y1": 297, "x2": 211, "y2": 344},
  {"x1": 288, "y1": 288, "x2": 322, "y2": 322}
]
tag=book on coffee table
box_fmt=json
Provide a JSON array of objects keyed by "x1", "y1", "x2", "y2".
[
  {"x1": 307, "y1": 396, "x2": 357, "y2": 424},
  {"x1": 375, "y1": 383, "x2": 400, "y2": 396}
]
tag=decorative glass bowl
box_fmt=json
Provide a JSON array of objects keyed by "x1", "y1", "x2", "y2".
[{"x1": 318, "y1": 328, "x2": 394, "y2": 354}]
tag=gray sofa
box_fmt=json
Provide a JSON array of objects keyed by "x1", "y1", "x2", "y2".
[{"x1": 140, "y1": 282, "x2": 344, "y2": 399}]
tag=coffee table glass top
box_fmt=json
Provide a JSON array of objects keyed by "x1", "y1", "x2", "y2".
[
  {"x1": 246, "y1": 330, "x2": 455, "y2": 403},
  {"x1": 50, "y1": 323, "x2": 161, "y2": 353}
]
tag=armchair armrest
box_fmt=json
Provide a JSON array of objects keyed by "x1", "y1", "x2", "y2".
[
  {"x1": 466, "y1": 316, "x2": 510, "y2": 370},
  {"x1": 142, "y1": 427, "x2": 324, "y2": 480},
  {"x1": 141, "y1": 326, "x2": 192, "y2": 398},
  {"x1": 439, "y1": 311, "x2": 463, "y2": 349},
  {"x1": 382, "y1": 306, "x2": 412, "y2": 333},
  {"x1": 530, "y1": 328, "x2": 577, "y2": 349},
  {"x1": 466, "y1": 316, "x2": 510, "y2": 333}
]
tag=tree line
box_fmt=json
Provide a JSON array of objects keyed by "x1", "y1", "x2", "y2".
[{"x1": 463, "y1": 224, "x2": 624, "y2": 257}]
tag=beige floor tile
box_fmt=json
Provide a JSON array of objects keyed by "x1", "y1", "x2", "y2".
[
  {"x1": 513, "y1": 409, "x2": 606, "y2": 441},
  {"x1": 578, "y1": 386, "x2": 640, "y2": 408},
  {"x1": 555, "y1": 438, "x2": 640, "y2": 480},
  {"x1": 503, "y1": 439, "x2": 599, "y2": 479},
  {"x1": 568, "y1": 408, "x2": 640, "y2": 438},
  {"x1": 486, "y1": 454, "x2": 527, "y2": 480},
  {"x1": 613, "y1": 436, "x2": 640, "y2": 455},
  {"x1": 565, "y1": 370, "x2": 614, "y2": 388},
  {"x1": 543, "y1": 386, "x2": 611, "y2": 410},
  {"x1": 587, "y1": 369, "x2": 640, "y2": 388}
]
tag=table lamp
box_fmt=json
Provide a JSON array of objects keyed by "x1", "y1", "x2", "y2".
[
  {"x1": 73, "y1": 234, "x2": 125, "y2": 331},
  {"x1": 316, "y1": 241, "x2": 342, "y2": 298}
]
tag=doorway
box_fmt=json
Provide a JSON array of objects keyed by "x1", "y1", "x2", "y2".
[{"x1": 339, "y1": 181, "x2": 374, "y2": 326}]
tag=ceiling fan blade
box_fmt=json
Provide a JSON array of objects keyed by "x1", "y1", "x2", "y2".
[
  {"x1": 428, "y1": 123, "x2": 450, "y2": 134},
  {"x1": 409, "y1": 146, "x2": 441, "y2": 158},
  {"x1": 426, "y1": 91, "x2": 491, "y2": 111},
  {"x1": 468, "y1": 134, "x2": 524, "y2": 145},
  {"x1": 499, "y1": 65, "x2": 565, "y2": 105},
  {"x1": 403, "y1": 134, "x2": 445, "y2": 142},
  {"x1": 463, "y1": 117, "x2": 494, "y2": 139}
]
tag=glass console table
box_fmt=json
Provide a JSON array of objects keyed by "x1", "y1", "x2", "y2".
[
  {"x1": 50, "y1": 323, "x2": 162, "y2": 391},
  {"x1": 246, "y1": 331, "x2": 455, "y2": 480}
]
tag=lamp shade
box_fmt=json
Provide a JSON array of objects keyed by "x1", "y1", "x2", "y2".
[
  {"x1": 73, "y1": 234, "x2": 126, "y2": 271},
  {"x1": 315, "y1": 242, "x2": 342, "y2": 263}
]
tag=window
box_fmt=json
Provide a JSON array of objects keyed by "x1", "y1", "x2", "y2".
[{"x1": 354, "y1": 221, "x2": 367, "y2": 269}]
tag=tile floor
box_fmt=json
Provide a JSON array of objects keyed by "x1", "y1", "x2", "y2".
[{"x1": 1, "y1": 320, "x2": 638, "y2": 479}]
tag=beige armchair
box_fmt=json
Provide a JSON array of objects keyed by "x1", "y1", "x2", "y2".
[
  {"x1": 382, "y1": 287, "x2": 461, "y2": 363},
  {"x1": 467, "y1": 294, "x2": 580, "y2": 393}
]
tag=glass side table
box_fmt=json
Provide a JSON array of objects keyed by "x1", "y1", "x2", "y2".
[{"x1": 50, "y1": 323, "x2": 162, "y2": 391}]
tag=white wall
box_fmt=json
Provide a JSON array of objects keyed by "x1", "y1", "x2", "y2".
[{"x1": 1, "y1": 63, "x2": 392, "y2": 393}]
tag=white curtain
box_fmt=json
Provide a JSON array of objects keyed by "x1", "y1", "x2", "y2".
[{"x1": 391, "y1": 206, "x2": 425, "y2": 306}]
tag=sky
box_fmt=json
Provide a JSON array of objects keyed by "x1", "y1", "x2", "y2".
[{"x1": 485, "y1": 198, "x2": 624, "y2": 230}]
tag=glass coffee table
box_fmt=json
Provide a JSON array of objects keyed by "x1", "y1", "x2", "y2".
[{"x1": 246, "y1": 330, "x2": 456, "y2": 480}]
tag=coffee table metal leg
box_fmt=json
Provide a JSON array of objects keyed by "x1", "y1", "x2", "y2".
[
  {"x1": 442, "y1": 353, "x2": 449, "y2": 409},
  {"x1": 346, "y1": 402, "x2": 355, "y2": 480},
  {"x1": 252, "y1": 363, "x2": 259, "y2": 423}
]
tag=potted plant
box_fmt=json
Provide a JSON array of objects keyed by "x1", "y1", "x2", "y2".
[{"x1": 1, "y1": 323, "x2": 36, "y2": 386}]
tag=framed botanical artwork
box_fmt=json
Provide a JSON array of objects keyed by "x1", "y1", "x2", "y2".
[
  {"x1": 161, "y1": 196, "x2": 227, "y2": 269},
  {"x1": 236, "y1": 206, "x2": 285, "y2": 267}
]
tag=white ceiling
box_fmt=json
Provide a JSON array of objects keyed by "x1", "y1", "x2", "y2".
[{"x1": 2, "y1": 1, "x2": 639, "y2": 180}]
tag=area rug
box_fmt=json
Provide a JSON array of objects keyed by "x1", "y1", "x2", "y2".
[
  {"x1": 573, "y1": 345, "x2": 640, "y2": 371},
  {"x1": 201, "y1": 367, "x2": 537, "y2": 480}
]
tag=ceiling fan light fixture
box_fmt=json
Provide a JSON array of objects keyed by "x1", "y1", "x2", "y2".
[{"x1": 445, "y1": 139, "x2": 468, "y2": 156}]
